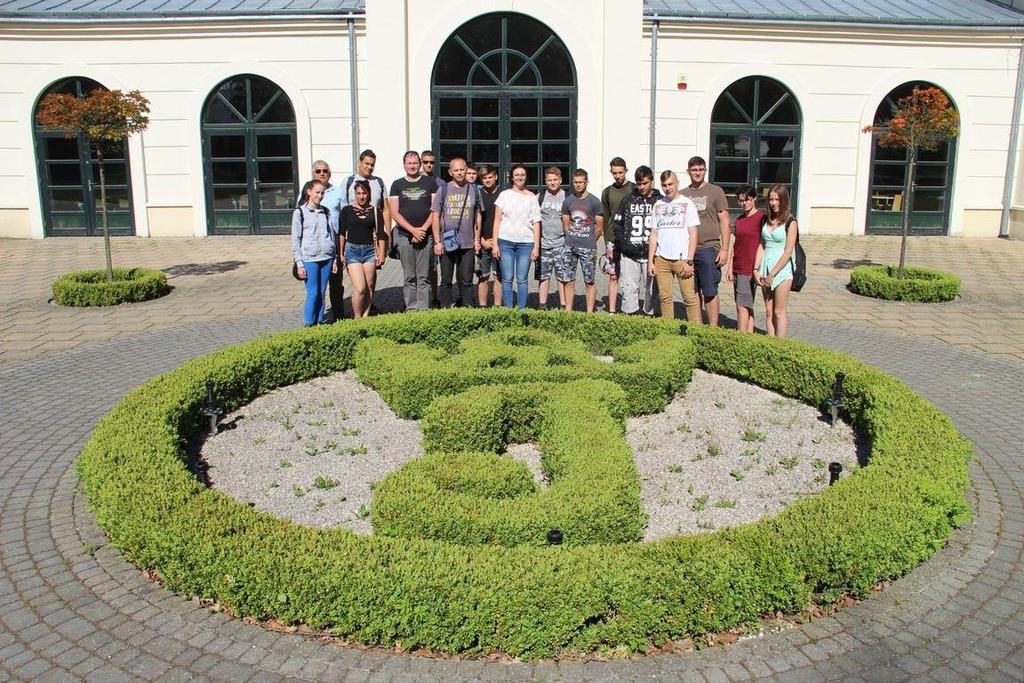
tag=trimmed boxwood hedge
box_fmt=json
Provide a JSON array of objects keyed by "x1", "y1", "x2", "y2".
[
  {"x1": 52, "y1": 267, "x2": 169, "y2": 306},
  {"x1": 849, "y1": 264, "x2": 961, "y2": 303},
  {"x1": 76, "y1": 308, "x2": 971, "y2": 658}
]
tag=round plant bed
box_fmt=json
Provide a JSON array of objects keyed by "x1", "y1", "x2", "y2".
[
  {"x1": 77, "y1": 309, "x2": 971, "y2": 658},
  {"x1": 849, "y1": 264, "x2": 961, "y2": 303},
  {"x1": 52, "y1": 267, "x2": 169, "y2": 307}
]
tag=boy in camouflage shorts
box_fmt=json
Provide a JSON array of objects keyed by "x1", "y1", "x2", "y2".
[
  {"x1": 557, "y1": 169, "x2": 604, "y2": 312},
  {"x1": 537, "y1": 167, "x2": 567, "y2": 309}
]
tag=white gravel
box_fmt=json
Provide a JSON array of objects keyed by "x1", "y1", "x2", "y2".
[{"x1": 199, "y1": 368, "x2": 862, "y2": 540}]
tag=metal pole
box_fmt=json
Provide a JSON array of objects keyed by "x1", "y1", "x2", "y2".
[
  {"x1": 348, "y1": 17, "x2": 360, "y2": 173},
  {"x1": 648, "y1": 19, "x2": 659, "y2": 169},
  {"x1": 1000, "y1": 41, "x2": 1024, "y2": 238}
]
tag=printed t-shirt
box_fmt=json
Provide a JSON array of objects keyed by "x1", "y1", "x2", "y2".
[
  {"x1": 732, "y1": 210, "x2": 764, "y2": 276},
  {"x1": 494, "y1": 189, "x2": 541, "y2": 243},
  {"x1": 561, "y1": 193, "x2": 603, "y2": 250},
  {"x1": 431, "y1": 181, "x2": 480, "y2": 249},
  {"x1": 680, "y1": 182, "x2": 729, "y2": 248},
  {"x1": 652, "y1": 194, "x2": 700, "y2": 260},
  {"x1": 479, "y1": 186, "x2": 501, "y2": 240},
  {"x1": 389, "y1": 176, "x2": 434, "y2": 233},
  {"x1": 339, "y1": 205, "x2": 386, "y2": 246},
  {"x1": 539, "y1": 189, "x2": 566, "y2": 249}
]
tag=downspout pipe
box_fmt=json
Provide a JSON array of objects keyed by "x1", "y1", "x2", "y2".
[
  {"x1": 1000, "y1": 40, "x2": 1024, "y2": 238},
  {"x1": 348, "y1": 17, "x2": 360, "y2": 173},
  {"x1": 648, "y1": 19, "x2": 659, "y2": 169}
]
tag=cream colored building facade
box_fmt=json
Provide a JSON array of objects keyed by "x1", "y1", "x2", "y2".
[{"x1": 1, "y1": 0, "x2": 1023, "y2": 239}]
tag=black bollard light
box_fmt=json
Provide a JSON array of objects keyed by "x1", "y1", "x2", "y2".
[
  {"x1": 826, "y1": 372, "x2": 846, "y2": 427},
  {"x1": 358, "y1": 328, "x2": 369, "y2": 339},
  {"x1": 521, "y1": 312, "x2": 530, "y2": 327},
  {"x1": 546, "y1": 529, "x2": 563, "y2": 545},
  {"x1": 828, "y1": 462, "x2": 843, "y2": 486},
  {"x1": 201, "y1": 379, "x2": 223, "y2": 435}
]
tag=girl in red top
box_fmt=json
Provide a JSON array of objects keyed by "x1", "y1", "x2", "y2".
[{"x1": 726, "y1": 184, "x2": 764, "y2": 333}]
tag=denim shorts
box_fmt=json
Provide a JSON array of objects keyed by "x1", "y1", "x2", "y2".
[
  {"x1": 344, "y1": 242, "x2": 377, "y2": 265},
  {"x1": 693, "y1": 246, "x2": 723, "y2": 297}
]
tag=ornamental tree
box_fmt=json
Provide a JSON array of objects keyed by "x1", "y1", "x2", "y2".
[
  {"x1": 36, "y1": 89, "x2": 150, "y2": 281},
  {"x1": 863, "y1": 87, "x2": 959, "y2": 279}
]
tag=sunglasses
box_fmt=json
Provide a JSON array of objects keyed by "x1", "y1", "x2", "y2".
[
  {"x1": 314, "y1": 169, "x2": 330, "y2": 174},
  {"x1": 422, "y1": 160, "x2": 436, "y2": 165}
]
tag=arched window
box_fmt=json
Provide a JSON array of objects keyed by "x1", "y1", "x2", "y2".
[
  {"x1": 33, "y1": 77, "x2": 135, "y2": 237},
  {"x1": 431, "y1": 13, "x2": 577, "y2": 188},
  {"x1": 866, "y1": 82, "x2": 957, "y2": 236},
  {"x1": 201, "y1": 75, "x2": 297, "y2": 234},
  {"x1": 710, "y1": 76, "x2": 801, "y2": 216}
]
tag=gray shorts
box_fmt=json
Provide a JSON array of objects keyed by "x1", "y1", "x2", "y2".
[
  {"x1": 538, "y1": 246, "x2": 562, "y2": 280},
  {"x1": 734, "y1": 273, "x2": 758, "y2": 309},
  {"x1": 556, "y1": 246, "x2": 597, "y2": 285},
  {"x1": 477, "y1": 249, "x2": 500, "y2": 280}
]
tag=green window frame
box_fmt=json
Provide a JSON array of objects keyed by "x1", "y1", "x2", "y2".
[
  {"x1": 866, "y1": 82, "x2": 957, "y2": 236},
  {"x1": 709, "y1": 76, "x2": 802, "y2": 218},
  {"x1": 201, "y1": 75, "x2": 298, "y2": 235},
  {"x1": 431, "y1": 13, "x2": 577, "y2": 189},
  {"x1": 33, "y1": 77, "x2": 135, "y2": 238}
]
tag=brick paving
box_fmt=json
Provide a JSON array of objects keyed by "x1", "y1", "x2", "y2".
[
  {"x1": 1, "y1": 234, "x2": 1023, "y2": 680},
  {"x1": 2, "y1": 234, "x2": 1023, "y2": 366}
]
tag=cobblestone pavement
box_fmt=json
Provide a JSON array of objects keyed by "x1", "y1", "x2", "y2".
[
  {"x1": 1, "y1": 302, "x2": 1022, "y2": 681},
  {"x1": 3, "y1": 234, "x2": 1024, "y2": 366}
]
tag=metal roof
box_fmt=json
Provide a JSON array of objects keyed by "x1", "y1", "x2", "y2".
[
  {"x1": 644, "y1": 0, "x2": 1024, "y2": 27},
  {"x1": 0, "y1": 0, "x2": 363, "y2": 19},
  {"x1": 1, "y1": 0, "x2": 1022, "y2": 26}
]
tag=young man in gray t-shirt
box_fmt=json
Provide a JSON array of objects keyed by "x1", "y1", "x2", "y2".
[
  {"x1": 537, "y1": 167, "x2": 566, "y2": 310},
  {"x1": 557, "y1": 169, "x2": 604, "y2": 313}
]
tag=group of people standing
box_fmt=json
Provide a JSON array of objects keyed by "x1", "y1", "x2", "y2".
[{"x1": 291, "y1": 150, "x2": 799, "y2": 336}]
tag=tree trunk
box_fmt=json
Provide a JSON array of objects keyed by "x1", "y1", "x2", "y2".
[
  {"x1": 97, "y1": 147, "x2": 113, "y2": 282},
  {"x1": 898, "y1": 146, "x2": 916, "y2": 280}
]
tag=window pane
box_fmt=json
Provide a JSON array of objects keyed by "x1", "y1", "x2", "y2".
[
  {"x1": 434, "y1": 39, "x2": 476, "y2": 86},
  {"x1": 870, "y1": 190, "x2": 902, "y2": 212},
  {"x1": 712, "y1": 160, "x2": 748, "y2": 184},
  {"x1": 205, "y1": 97, "x2": 244, "y2": 124},
  {"x1": 511, "y1": 98, "x2": 538, "y2": 117},
  {"x1": 440, "y1": 98, "x2": 465, "y2": 117},
  {"x1": 259, "y1": 186, "x2": 295, "y2": 210},
  {"x1": 915, "y1": 164, "x2": 947, "y2": 187},
  {"x1": 509, "y1": 64, "x2": 538, "y2": 87},
  {"x1": 759, "y1": 161, "x2": 793, "y2": 185},
  {"x1": 439, "y1": 142, "x2": 467, "y2": 164},
  {"x1": 714, "y1": 134, "x2": 750, "y2": 158},
  {"x1": 213, "y1": 161, "x2": 247, "y2": 184},
  {"x1": 96, "y1": 187, "x2": 130, "y2": 211},
  {"x1": 874, "y1": 142, "x2": 905, "y2": 161},
  {"x1": 918, "y1": 140, "x2": 950, "y2": 162},
  {"x1": 258, "y1": 95, "x2": 294, "y2": 124},
  {"x1": 533, "y1": 42, "x2": 574, "y2": 86},
  {"x1": 472, "y1": 98, "x2": 499, "y2": 117},
  {"x1": 257, "y1": 134, "x2": 292, "y2": 158},
  {"x1": 471, "y1": 120, "x2": 499, "y2": 140},
  {"x1": 258, "y1": 160, "x2": 293, "y2": 185},
  {"x1": 471, "y1": 143, "x2": 499, "y2": 164},
  {"x1": 544, "y1": 121, "x2": 570, "y2": 140},
  {"x1": 713, "y1": 80, "x2": 755, "y2": 124},
  {"x1": 48, "y1": 162, "x2": 81, "y2": 186},
  {"x1": 506, "y1": 14, "x2": 549, "y2": 57},
  {"x1": 913, "y1": 190, "x2": 945, "y2": 212},
  {"x1": 216, "y1": 79, "x2": 248, "y2": 119},
  {"x1": 50, "y1": 187, "x2": 84, "y2": 211},
  {"x1": 456, "y1": 14, "x2": 501, "y2": 56},
  {"x1": 90, "y1": 162, "x2": 128, "y2": 186},
  {"x1": 251, "y1": 78, "x2": 279, "y2": 118},
  {"x1": 211, "y1": 135, "x2": 245, "y2": 159},
  {"x1": 258, "y1": 210, "x2": 293, "y2": 231},
  {"x1": 511, "y1": 121, "x2": 538, "y2": 139},
  {"x1": 759, "y1": 135, "x2": 795, "y2": 158},
  {"x1": 471, "y1": 63, "x2": 500, "y2": 86},
  {"x1": 213, "y1": 186, "x2": 249, "y2": 210},
  {"x1": 45, "y1": 137, "x2": 80, "y2": 160},
  {"x1": 90, "y1": 139, "x2": 125, "y2": 161},
  {"x1": 543, "y1": 98, "x2": 570, "y2": 117},
  {"x1": 872, "y1": 163, "x2": 905, "y2": 188},
  {"x1": 512, "y1": 143, "x2": 539, "y2": 163},
  {"x1": 541, "y1": 143, "x2": 570, "y2": 163}
]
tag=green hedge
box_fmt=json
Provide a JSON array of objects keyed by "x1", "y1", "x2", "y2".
[
  {"x1": 849, "y1": 264, "x2": 961, "y2": 303},
  {"x1": 373, "y1": 379, "x2": 645, "y2": 547},
  {"x1": 52, "y1": 267, "x2": 169, "y2": 306},
  {"x1": 77, "y1": 309, "x2": 971, "y2": 658},
  {"x1": 354, "y1": 326, "x2": 695, "y2": 419}
]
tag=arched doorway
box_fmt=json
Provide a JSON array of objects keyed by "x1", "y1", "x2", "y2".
[
  {"x1": 201, "y1": 75, "x2": 298, "y2": 234},
  {"x1": 431, "y1": 12, "x2": 577, "y2": 188},
  {"x1": 866, "y1": 82, "x2": 957, "y2": 236},
  {"x1": 710, "y1": 76, "x2": 801, "y2": 217},
  {"x1": 34, "y1": 77, "x2": 135, "y2": 237}
]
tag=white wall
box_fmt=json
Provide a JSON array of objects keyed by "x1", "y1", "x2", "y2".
[
  {"x1": 0, "y1": 17, "x2": 361, "y2": 237},
  {"x1": 644, "y1": 22, "x2": 1023, "y2": 236}
]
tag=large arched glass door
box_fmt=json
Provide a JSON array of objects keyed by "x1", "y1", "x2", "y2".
[
  {"x1": 866, "y1": 82, "x2": 956, "y2": 236},
  {"x1": 34, "y1": 77, "x2": 135, "y2": 237},
  {"x1": 201, "y1": 75, "x2": 297, "y2": 235},
  {"x1": 710, "y1": 76, "x2": 801, "y2": 218},
  {"x1": 431, "y1": 13, "x2": 577, "y2": 189}
]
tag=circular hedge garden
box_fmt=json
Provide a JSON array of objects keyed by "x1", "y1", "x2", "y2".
[
  {"x1": 52, "y1": 267, "x2": 169, "y2": 307},
  {"x1": 77, "y1": 309, "x2": 971, "y2": 658},
  {"x1": 849, "y1": 264, "x2": 961, "y2": 303}
]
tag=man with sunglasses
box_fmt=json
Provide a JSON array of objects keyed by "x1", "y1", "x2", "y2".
[
  {"x1": 296, "y1": 161, "x2": 345, "y2": 321},
  {"x1": 420, "y1": 150, "x2": 443, "y2": 305},
  {"x1": 420, "y1": 150, "x2": 445, "y2": 191}
]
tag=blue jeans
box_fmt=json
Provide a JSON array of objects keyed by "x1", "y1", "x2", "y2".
[
  {"x1": 302, "y1": 259, "x2": 333, "y2": 325},
  {"x1": 499, "y1": 239, "x2": 532, "y2": 309}
]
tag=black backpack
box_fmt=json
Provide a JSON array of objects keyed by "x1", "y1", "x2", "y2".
[{"x1": 786, "y1": 217, "x2": 807, "y2": 292}]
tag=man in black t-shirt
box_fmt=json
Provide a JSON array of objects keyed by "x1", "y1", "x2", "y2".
[
  {"x1": 475, "y1": 164, "x2": 502, "y2": 307},
  {"x1": 389, "y1": 150, "x2": 436, "y2": 311}
]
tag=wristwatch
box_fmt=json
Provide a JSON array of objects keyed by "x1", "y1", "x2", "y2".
[{"x1": 685, "y1": 259, "x2": 694, "y2": 266}]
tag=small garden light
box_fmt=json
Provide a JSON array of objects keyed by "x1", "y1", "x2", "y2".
[
  {"x1": 521, "y1": 312, "x2": 530, "y2": 327},
  {"x1": 826, "y1": 372, "x2": 846, "y2": 426},
  {"x1": 546, "y1": 529, "x2": 563, "y2": 545},
  {"x1": 201, "y1": 379, "x2": 223, "y2": 435},
  {"x1": 828, "y1": 462, "x2": 843, "y2": 486}
]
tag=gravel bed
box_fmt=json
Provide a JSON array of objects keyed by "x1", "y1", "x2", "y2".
[{"x1": 200, "y1": 369, "x2": 863, "y2": 539}]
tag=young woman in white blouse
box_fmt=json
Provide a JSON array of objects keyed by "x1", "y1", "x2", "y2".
[{"x1": 492, "y1": 164, "x2": 541, "y2": 308}]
